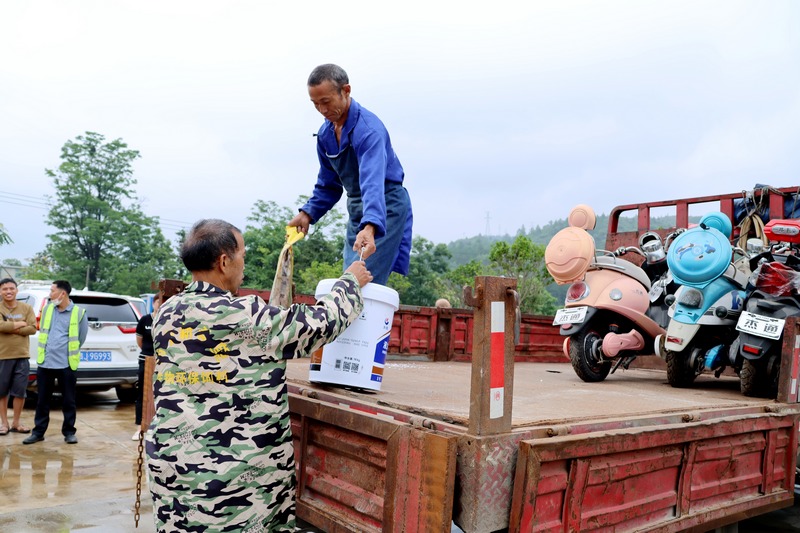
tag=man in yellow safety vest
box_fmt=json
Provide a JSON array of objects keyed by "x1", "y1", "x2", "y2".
[{"x1": 23, "y1": 280, "x2": 88, "y2": 445}]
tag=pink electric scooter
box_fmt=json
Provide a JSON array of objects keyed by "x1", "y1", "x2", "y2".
[{"x1": 545, "y1": 205, "x2": 677, "y2": 382}]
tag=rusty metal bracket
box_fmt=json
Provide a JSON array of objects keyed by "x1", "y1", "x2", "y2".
[
  {"x1": 463, "y1": 284, "x2": 483, "y2": 309},
  {"x1": 507, "y1": 288, "x2": 520, "y2": 345}
]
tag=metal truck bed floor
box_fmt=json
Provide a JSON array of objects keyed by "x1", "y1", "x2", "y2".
[{"x1": 287, "y1": 360, "x2": 771, "y2": 428}]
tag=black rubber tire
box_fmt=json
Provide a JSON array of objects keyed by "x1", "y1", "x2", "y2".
[
  {"x1": 740, "y1": 359, "x2": 777, "y2": 398},
  {"x1": 115, "y1": 385, "x2": 137, "y2": 404},
  {"x1": 665, "y1": 349, "x2": 697, "y2": 388},
  {"x1": 569, "y1": 327, "x2": 612, "y2": 382}
]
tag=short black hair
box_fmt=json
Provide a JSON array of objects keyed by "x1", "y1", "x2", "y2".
[
  {"x1": 308, "y1": 64, "x2": 349, "y2": 93},
  {"x1": 0, "y1": 278, "x2": 16, "y2": 287},
  {"x1": 53, "y1": 279, "x2": 72, "y2": 295},
  {"x1": 181, "y1": 219, "x2": 242, "y2": 272}
]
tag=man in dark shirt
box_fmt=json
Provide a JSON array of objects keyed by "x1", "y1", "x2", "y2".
[{"x1": 132, "y1": 292, "x2": 162, "y2": 440}]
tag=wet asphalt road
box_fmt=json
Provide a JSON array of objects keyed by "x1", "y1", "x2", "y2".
[{"x1": 1, "y1": 392, "x2": 799, "y2": 532}]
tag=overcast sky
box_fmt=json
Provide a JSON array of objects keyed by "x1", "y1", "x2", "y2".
[{"x1": 1, "y1": 1, "x2": 799, "y2": 264}]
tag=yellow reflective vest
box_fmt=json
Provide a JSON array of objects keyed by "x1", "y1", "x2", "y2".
[{"x1": 38, "y1": 304, "x2": 86, "y2": 371}]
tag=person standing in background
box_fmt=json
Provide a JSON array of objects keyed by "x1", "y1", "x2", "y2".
[
  {"x1": 23, "y1": 280, "x2": 88, "y2": 445},
  {"x1": 0, "y1": 278, "x2": 36, "y2": 436},
  {"x1": 132, "y1": 292, "x2": 162, "y2": 440}
]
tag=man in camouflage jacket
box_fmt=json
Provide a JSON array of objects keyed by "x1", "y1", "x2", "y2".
[{"x1": 146, "y1": 219, "x2": 372, "y2": 532}]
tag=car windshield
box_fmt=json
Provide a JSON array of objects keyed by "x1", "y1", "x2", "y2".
[{"x1": 71, "y1": 296, "x2": 138, "y2": 323}]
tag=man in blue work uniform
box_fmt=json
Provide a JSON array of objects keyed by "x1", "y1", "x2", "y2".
[
  {"x1": 23, "y1": 280, "x2": 88, "y2": 445},
  {"x1": 289, "y1": 63, "x2": 413, "y2": 286}
]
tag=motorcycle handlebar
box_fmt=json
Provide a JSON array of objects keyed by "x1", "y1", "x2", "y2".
[
  {"x1": 610, "y1": 246, "x2": 646, "y2": 257},
  {"x1": 664, "y1": 228, "x2": 686, "y2": 250}
]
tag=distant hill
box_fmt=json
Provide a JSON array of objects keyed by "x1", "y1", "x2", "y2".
[
  {"x1": 445, "y1": 213, "x2": 693, "y2": 304},
  {"x1": 445, "y1": 213, "x2": 691, "y2": 267}
]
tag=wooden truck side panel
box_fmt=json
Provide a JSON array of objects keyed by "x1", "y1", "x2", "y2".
[
  {"x1": 387, "y1": 307, "x2": 566, "y2": 363},
  {"x1": 290, "y1": 390, "x2": 458, "y2": 533},
  {"x1": 509, "y1": 412, "x2": 797, "y2": 533}
]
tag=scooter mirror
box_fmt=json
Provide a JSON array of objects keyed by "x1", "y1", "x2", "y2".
[{"x1": 746, "y1": 238, "x2": 765, "y2": 255}]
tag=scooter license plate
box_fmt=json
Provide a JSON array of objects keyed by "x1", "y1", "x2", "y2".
[
  {"x1": 736, "y1": 311, "x2": 785, "y2": 340},
  {"x1": 553, "y1": 306, "x2": 588, "y2": 326},
  {"x1": 649, "y1": 281, "x2": 664, "y2": 302},
  {"x1": 649, "y1": 272, "x2": 671, "y2": 302}
]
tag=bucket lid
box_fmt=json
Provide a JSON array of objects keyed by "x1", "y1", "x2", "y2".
[
  {"x1": 667, "y1": 225, "x2": 732, "y2": 286},
  {"x1": 545, "y1": 227, "x2": 595, "y2": 284},
  {"x1": 315, "y1": 278, "x2": 399, "y2": 310}
]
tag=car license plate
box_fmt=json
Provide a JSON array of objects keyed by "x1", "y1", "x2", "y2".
[
  {"x1": 736, "y1": 311, "x2": 785, "y2": 340},
  {"x1": 80, "y1": 350, "x2": 112, "y2": 362},
  {"x1": 553, "y1": 306, "x2": 588, "y2": 326}
]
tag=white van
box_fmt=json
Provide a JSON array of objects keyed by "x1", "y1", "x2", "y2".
[{"x1": 16, "y1": 283, "x2": 141, "y2": 402}]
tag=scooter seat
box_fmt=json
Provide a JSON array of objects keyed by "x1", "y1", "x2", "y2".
[
  {"x1": 592, "y1": 255, "x2": 652, "y2": 290},
  {"x1": 723, "y1": 263, "x2": 750, "y2": 288}
]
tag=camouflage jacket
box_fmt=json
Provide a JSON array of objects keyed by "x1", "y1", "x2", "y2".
[{"x1": 146, "y1": 275, "x2": 363, "y2": 532}]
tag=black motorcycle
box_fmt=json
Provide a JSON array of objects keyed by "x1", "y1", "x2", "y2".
[{"x1": 733, "y1": 223, "x2": 800, "y2": 398}]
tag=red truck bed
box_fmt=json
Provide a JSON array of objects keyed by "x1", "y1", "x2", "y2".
[{"x1": 287, "y1": 353, "x2": 799, "y2": 532}]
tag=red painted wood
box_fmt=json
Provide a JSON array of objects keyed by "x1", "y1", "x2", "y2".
[
  {"x1": 510, "y1": 413, "x2": 798, "y2": 533},
  {"x1": 290, "y1": 393, "x2": 457, "y2": 533},
  {"x1": 604, "y1": 186, "x2": 800, "y2": 252}
]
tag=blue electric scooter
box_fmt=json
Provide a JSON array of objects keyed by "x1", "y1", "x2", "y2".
[{"x1": 655, "y1": 212, "x2": 751, "y2": 387}]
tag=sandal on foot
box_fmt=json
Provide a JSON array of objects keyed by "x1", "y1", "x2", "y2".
[
  {"x1": 10, "y1": 425, "x2": 31, "y2": 434},
  {"x1": 0, "y1": 426, "x2": 8, "y2": 436}
]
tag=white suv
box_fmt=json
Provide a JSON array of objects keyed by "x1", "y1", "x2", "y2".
[{"x1": 15, "y1": 283, "x2": 142, "y2": 402}]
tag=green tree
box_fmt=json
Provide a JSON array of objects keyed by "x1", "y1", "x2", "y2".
[
  {"x1": 296, "y1": 259, "x2": 344, "y2": 295},
  {"x1": 0, "y1": 223, "x2": 11, "y2": 246},
  {"x1": 243, "y1": 200, "x2": 294, "y2": 290},
  {"x1": 19, "y1": 252, "x2": 56, "y2": 281},
  {"x1": 440, "y1": 259, "x2": 487, "y2": 307},
  {"x1": 388, "y1": 236, "x2": 451, "y2": 306},
  {"x1": 103, "y1": 215, "x2": 185, "y2": 295},
  {"x1": 488, "y1": 235, "x2": 558, "y2": 315},
  {"x1": 243, "y1": 197, "x2": 345, "y2": 292},
  {"x1": 45, "y1": 131, "x2": 180, "y2": 293}
]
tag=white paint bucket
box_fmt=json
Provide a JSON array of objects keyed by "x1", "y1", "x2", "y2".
[{"x1": 309, "y1": 279, "x2": 399, "y2": 391}]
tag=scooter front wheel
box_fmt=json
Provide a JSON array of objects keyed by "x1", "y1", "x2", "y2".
[{"x1": 569, "y1": 327, "x2": 612, "y2": 382}]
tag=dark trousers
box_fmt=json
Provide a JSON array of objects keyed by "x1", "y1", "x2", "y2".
[
  {"x1": 135, "y1": 357, "x2": 145, "y2": 425},
  {"x1": 32, "y1": 366, "x2": 77, "y2": 438}
]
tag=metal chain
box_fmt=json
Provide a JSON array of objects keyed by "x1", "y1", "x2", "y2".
[{"x1": 134, "y1": 429, "x2": 145, "y2": 527}]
